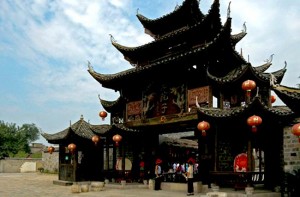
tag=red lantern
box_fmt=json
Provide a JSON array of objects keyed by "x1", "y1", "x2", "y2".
[
  {"x1": 270, "y1": 95, "x2": 276, "y2": 103},
  {"x1": 112, "y1": 134, "x2": 122, "y2": 146},
  {"x1": 197, "y1": 121, "x2": 210, "y2": 136},
  {"x1": 247, "y1": 115, "x2": 262, "y2": 132},
  {"x1": 242, "y1": 80, "x2": 256, "y2": 97},
  {"x1": 68, "y1": 143, "x2": 76, "y2": 154},
  {"x1": 99, "y1": 111, "x2": 107, "y2": 121},
  {"x1": 156, "y1": 158, "x2": 162, "y2": 164},
  {"x1": 48, "y1": 146, "x2": 55, "y2": 154},
  {"x1": 92, "y1": 135, "x2": 100, "y2": 145},
  {"x1": 292, "y1": 123, "x2": 300, "y2": 143}
]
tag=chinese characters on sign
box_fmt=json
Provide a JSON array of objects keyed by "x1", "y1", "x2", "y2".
[
  {"x1": 126, "y1": 101, "x2": 142, "y2": 121},
  {"x1": 188, "y1": 86, "x2": 212, "y2": 108},
  {"x1": 126, "y1": 86, "x2": 211, "y2": 121}
]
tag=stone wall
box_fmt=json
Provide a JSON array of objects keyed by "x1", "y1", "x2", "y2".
[
  {"x1": 283, "y1": 121, "x2": 300, "y2": 172},
  {"x1": 0, "y1": 158, "x2": 42, "y2": 173},
  {"x1": 42, "y1": 150, "x2": 59, "y2": 173}
]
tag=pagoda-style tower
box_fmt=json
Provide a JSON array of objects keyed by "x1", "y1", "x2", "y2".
[
  {"x1": 43, "y1": 0, "x2": 300, "y2": 190},
  {"x1": 88, "y1": 0, "x2": 300, "y2": 189}
]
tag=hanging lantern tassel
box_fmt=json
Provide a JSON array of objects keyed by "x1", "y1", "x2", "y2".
[
  {"x1": 251, "y1": 126, "x2": 257, "y2": 132},
  {"x1": 202, "y1": 130, "x2": 207, "y2": 136},
  {"x1": 246, "y1": 90, "x2": 251, "y2": 97}
]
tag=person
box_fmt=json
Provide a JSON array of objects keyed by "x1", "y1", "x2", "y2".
[
  {"x1": 186, "y1": 161, "x2": 194, "y2": 196},
  {"x1": 139, "y1": 160, "x2": 145, "y2": 183},
  {"x1": 154, "y1": 161, "x2": 162, "y2": 190}
]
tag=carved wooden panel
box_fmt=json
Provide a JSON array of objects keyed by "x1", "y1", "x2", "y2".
[
  {"x1": 126, "y1": 100, "x2": 142, "y2": 122},
  {"x1": 188, "y1": 86, "x2": 212, "y2": 108}
]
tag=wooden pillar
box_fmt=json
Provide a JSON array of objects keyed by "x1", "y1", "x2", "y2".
[
  {"x1": 113, "y1": 141, "x2": 116, "y2": 180},
  {"x1": 219, "y1": 93, "x2": 224, "y2": 109},
  {"x1": 258, "y1": 148, "x2": 262, "y2": 173},
  {"x1": 247, "y1": 135, "x2": 253, "y2": 186},
  {"x1": 105, "y1": 138, "x2": 109, "y2": 171},
  {"x1": 72, "y1": 152, "x2": 77, "y2": 182},
  {"x1": 122, "y1": 143, "x2": 126, "y2": 179},
  {"x1": 247, "y1": 139, "x2": 252, "y2": 171},
  {"x1": 214, "y1": 129, "x2": 218, "y2": 171}
]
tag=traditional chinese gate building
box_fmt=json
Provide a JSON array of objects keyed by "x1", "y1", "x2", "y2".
[{"x1": 43, "y1": 0, "x2": 300, "y2": 191}]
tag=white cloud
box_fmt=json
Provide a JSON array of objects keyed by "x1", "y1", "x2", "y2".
[{"x1": 1, "y1": 0, "x2": 300, "y2": 140}]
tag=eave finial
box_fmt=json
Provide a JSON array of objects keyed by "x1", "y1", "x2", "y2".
[
  {"x1": 109, "y1": 34, "x2": 116, "y2": 43},
  {"x1": 227, "y1": 1, "x2": 231, "y2": 18},
  {"x1": 284, "y1": 61, "x2": 287, "y2": 69},
  {"x1": 87, "y1": 60, "x2": 94, "y2": 71},
  {"x1": 98, "y1": 94, "x2": 101, "y2": 102},
  {"x1": 136, "y1": 8, "x2": 139, "y2": 14},
  {"x1": 264, "y1": 54, "x2": 274, "y2": 63},
  {"x1": 242, "y1": 22, "x2": 247, "y2": 33}
]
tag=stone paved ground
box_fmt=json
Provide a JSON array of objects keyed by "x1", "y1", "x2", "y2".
[
  {"x1": 0, "y1": 173, "x2": 190, "y2": 197},
  {"x1": 0, "y1": 173, "x2": 280, "y2": 197}
]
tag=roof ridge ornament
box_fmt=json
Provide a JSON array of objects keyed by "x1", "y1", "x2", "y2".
[
  {"x1": 270, "y1": 73, "x2": 277, "y2": 87},
  {"x1": 255, "y1": 87, "x2": 259, "y2": 97},
  {"x1": 195, "y1": 96, "x2": 200, "y2": 108},
  {"x1": 109, "y1": 34, "x2": 116, "y2": 43},
  {"x1": 264, "y1": 54, "x2": 274, "y2": 63},
  {"x1": 242, "y1": 22, "x2": 247, "y2": 33},
  {"x1": 137, "y1": 8, "x2": 139, "y2": 14},
  {"x1": 87, "y1": 61, "x2": 94, "y2": 72},
  {"x1": 227, "y1": 1, "x2": 231, "y2": 18},
  {"x1": 284, "y1": 61, "x2": 287, "y2": 69}
]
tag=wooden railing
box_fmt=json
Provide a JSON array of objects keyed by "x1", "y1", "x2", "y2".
[
  {"x1": 209, "y1": 171, "x2": 265, "y2": 190},
  {"x1": 161, "y1": 172, "x2": 187, "y2": 183}
]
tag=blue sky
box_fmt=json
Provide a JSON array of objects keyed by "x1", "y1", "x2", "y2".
[{"x1": 1, "y1": 0, "x2": 299, "y2": 145}]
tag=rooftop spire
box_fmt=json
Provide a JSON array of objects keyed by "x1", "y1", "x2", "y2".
[{"x1": 227, "y1": 1, "x2": 231, "y2": 18}]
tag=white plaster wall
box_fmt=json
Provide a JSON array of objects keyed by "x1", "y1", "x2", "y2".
[{"x1": 20, "y1": 162, "x2": 36, "y2": 172}]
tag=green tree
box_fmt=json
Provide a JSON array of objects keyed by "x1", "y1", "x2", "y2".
[{"x1": 0, "y1": 121, "x2": 41, "y2": 159}]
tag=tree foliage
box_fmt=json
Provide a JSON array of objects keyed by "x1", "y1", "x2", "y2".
[{"x1": 0, "y1": 121, "x2": 41, "y2": 159}]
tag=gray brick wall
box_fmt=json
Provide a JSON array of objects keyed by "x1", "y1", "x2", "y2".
[{"x1": 283, "y1": 122, "x2": 300, "y2": 172}]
